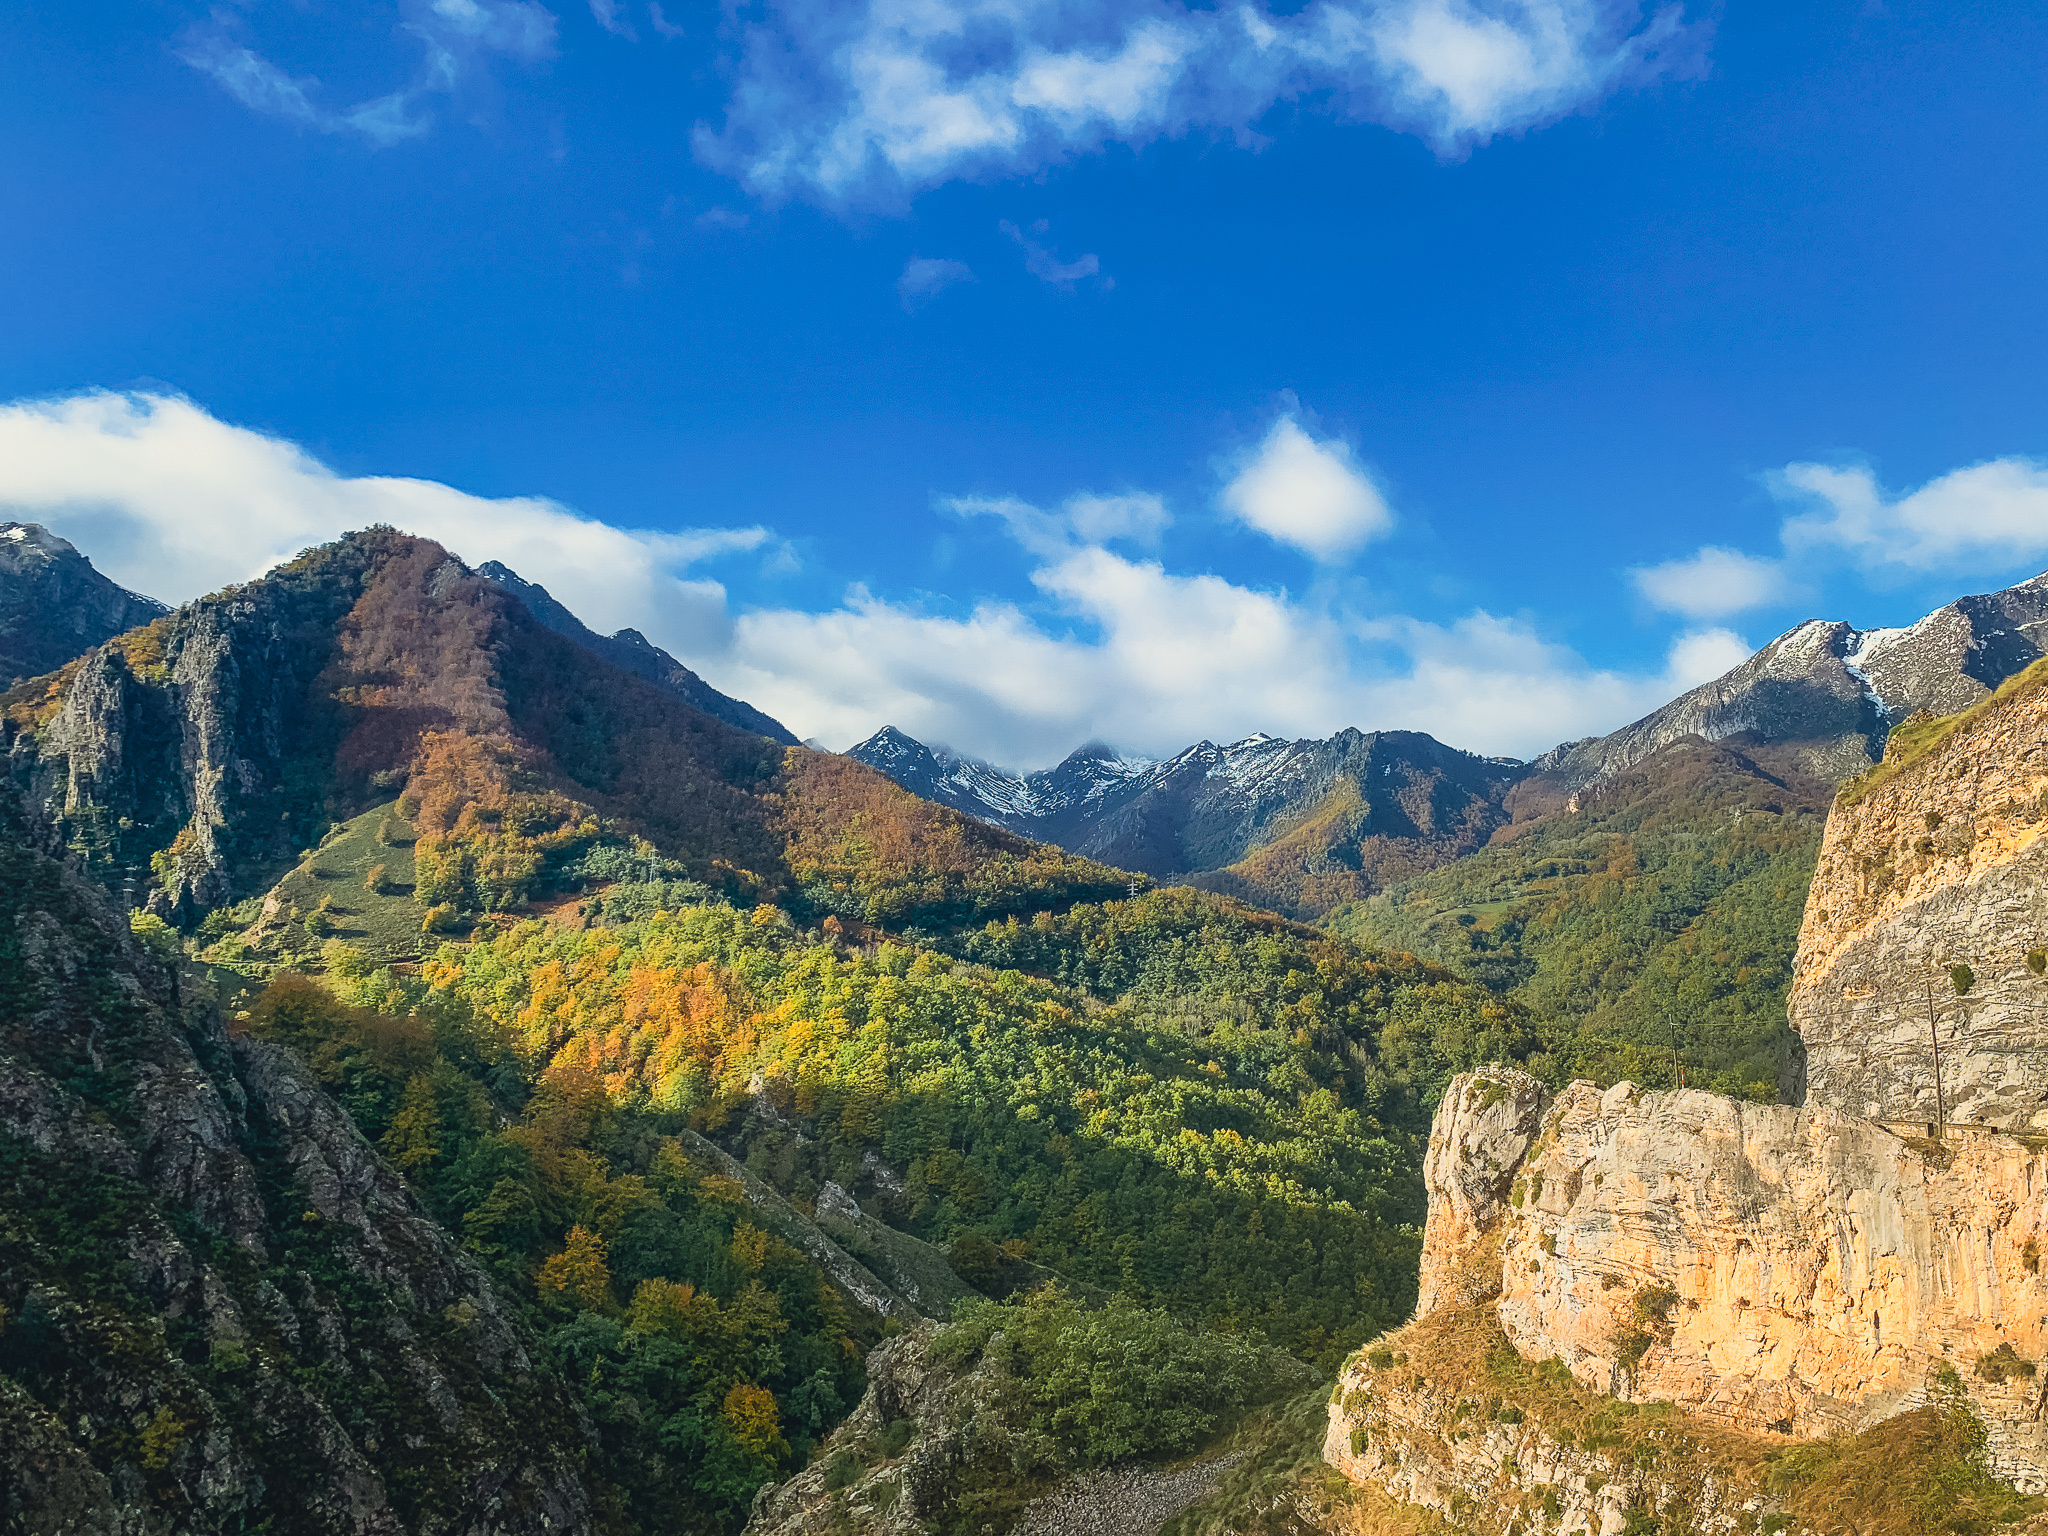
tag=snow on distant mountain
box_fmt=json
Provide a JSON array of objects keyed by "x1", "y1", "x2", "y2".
[
  {"x1": 1522, "y1": 570, "x2": 2048, "y2": 805},
  {"x1": 843, "y1": 726, "x2": 1155, "y2": 830},
  {"x1": 850, "y1": 568, "x2": 2048, "y2": 918},
  {"x1": 849, "y1": 724, "x2": 1526, "y2": 916}
]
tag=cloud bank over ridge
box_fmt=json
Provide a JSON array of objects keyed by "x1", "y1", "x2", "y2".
[{"x1": 0, "y1": 389, "x2": 1746, "y2": 769}]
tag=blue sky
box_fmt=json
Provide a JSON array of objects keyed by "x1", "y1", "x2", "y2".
[{"x1": 4, "y1": 0, "x2": 2048, "y2": 766}]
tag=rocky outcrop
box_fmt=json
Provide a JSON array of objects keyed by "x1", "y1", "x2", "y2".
[
  {"x1": 1324, "y1": 1303, "x2": 1783, "y2": 1535},
  {"x1": 1327, "y1": 1067, "x2": 2048, "y2": 1528},
  {"x1": 0, "y1": 826, "x2": 594, "y2": 1533},
  {"x1": 1415, "y1": 1067, "x2": 1549, "y2": 1316},
  {"x1": 744, "y1": 1326, "x2": 976, "y2": 1536},
  {"x1": 0, "y1": 522, "x2": 167, "y2": 686},
  {"x1": 1790, "y1": 668, "x2": 2048, "y2": 1129}
]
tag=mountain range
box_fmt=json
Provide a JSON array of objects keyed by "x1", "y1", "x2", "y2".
[
  {"x1": 850, "y1": 569, "x2": 2048, "y2": 917},
  {"x1": 3, "y1": 520, "x2": 2045, "y2": 1533}
]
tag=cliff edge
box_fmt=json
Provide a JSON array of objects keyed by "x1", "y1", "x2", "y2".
[
  {"x1": 1325, "y1": 1067, "x2": 2048, "y2": 1531},
  {"x1": 1791, "y1": 662, "x2": 2048, "y2": 1129}
]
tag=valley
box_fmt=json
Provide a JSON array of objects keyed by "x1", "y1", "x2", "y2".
[{"x1": 7, "y1": 521, "x2": 2048, "y2": 1535}]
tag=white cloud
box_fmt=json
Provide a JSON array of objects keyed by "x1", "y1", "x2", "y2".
[
  {"x1": 696, "y1": 0, "x2": 1705, "y2": 202},
  {"x1": 898, "y1": 256, "x2": 976, "y2": 303},
  {"x1": 179, "y1": 0, "x2": 556, "y2": 147},
  {"x1": 1220, "y1": 417, "x2": 1392, "y2": 561},
  {"x1": 649, "y1": 2, "x2": 686, "y2": 39},
  {"x1": 0, "y1": 389, "x2": 1754, "y2": 772},
  {"x1": 0, "y1": 391, "x2": 749, "y2": 659},
  {"x1": 1776, "y1": 457, "x2": 2048, "y2": 576},
  {"x1": 722, "y1": 544, "x2": 1745, "y2": 766},
  {"x1": 588, "y1": 0, "x2": 637, "y2": 38},
  {"x1": 1001, "y1": 221, "x2": 1105, "y2": 286},
  {"x1": 947, "y1": 490, "x2": 1170, "y2": 556},
  {"x1": 1631, "y1": 544, "x2": 1787, "y2": 618},
  {"x1": 1062, "y1": 492, "x2": 1170, "y2": 546}
]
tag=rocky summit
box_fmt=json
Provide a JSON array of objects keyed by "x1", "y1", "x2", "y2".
[{"x1": 0, "y1": 521, "x2": 167, "y2": 685}]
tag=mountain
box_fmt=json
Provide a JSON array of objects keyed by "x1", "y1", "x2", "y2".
[
  {"x1": 851, "y1": 570, "x2": 2048, "y2": 925},
  {"x1": 1516, "y1": 570, "x2": 2048, "y2": 809},
  {"x1": 849, "y1": 726, "x2": 1527, "y2": 919},
  {"x1": 0, "y1": 521, "x2": 167, "y2": 684},
  {"x1": 843, "y1": 725, "x2": 1152, "y2": 831},
  {"x1": 0, "y1": 527, "x2": 1131, "y2": 938},
  {"x1": 0, "y1": 816, "x2": 599, "y2": 1531},
  {"x1": 476, "y1": 559, "x2": 797, "y2": 744}
]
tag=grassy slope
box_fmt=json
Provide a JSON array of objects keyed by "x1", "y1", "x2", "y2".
[
  {"x1": 232, "y1": 800, "x2": 428, "y2": 964},
  {"x1": 1331, "y1": 740, "x2": 1830, "y2": 1100}
]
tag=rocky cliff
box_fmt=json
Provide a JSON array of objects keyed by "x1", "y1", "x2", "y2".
[
  {"x1": 1326, "y1": 1067, "x2": 2048, "y2": 1531},
  {"x1": 1789, "y1": 663, "x2": 2048, "y2": 1130},
  {"x1": 0, "y1": 522, "x2": 167, "y2": 686},
  {"x1": 0, "y1": 822, "x2": 595, "y2": 1533},
  {"x1": 0, "y1": 528, "x2": 787, "y2": 918}
]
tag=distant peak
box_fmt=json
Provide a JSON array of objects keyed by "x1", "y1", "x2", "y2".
[
  {"x1": 1064, "y1": 739, "x2": 1126, "y2": 762},
  {"x1": 0, "y1": 522, "x2": 79, "y2": 559}
]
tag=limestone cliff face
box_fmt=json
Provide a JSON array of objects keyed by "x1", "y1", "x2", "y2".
[
  {"x1": 1328, "y1": 1068, "x2": 2048, "y2": 1527},
  {"x1": 1790, "y1": 671, "x2": 2048, "y2": 1129}
]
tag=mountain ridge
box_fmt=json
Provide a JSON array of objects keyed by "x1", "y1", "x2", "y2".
[
  {"x1": 850, "y1": 568, "x2": 2048, "y2": 919},
  {"x1": 475, "y1": 560, "x2": 798, "y2": 745}
]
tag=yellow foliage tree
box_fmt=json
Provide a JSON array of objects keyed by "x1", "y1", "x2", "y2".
[
  {"x1": 721, "y1": 1382, "x2": 782, "y2": 1457},
  {"x1": 625, "y1": 1277, "x2": 719, "y2": 1342},
  {"x1": 730, "y1": 1221, "x2": 771, "y2": 1273},
  {"x1": 380, "y1": 1073, "x2": 442, "y2": 1172},
  {"x1": 538, "y1": 1224, "x2": 612, "y2": 1310}
]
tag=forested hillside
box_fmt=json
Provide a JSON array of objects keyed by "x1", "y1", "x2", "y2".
[
  {"x1": 1333, "y1": 738, "x2": 1828, "y2": 1100},
  {"x1": 0, "y1": 526, "x2": 1561, "y2": 1534},
  {"x1": 412, "y1": 882, "x2": 1526, "y2": 1365}
]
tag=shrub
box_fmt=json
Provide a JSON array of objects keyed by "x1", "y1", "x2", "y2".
[
  {"x1": 1975, "y1": 1343, "x2": 2036, "y2": 1384},
  {"x1": 365, "y1": 863, "x2": 393, "y2": 895},
  {"x1": 421, "y1": 902, "x2": 459, "y2": 934},
  {"x1": 932, "y1": 1288, "x2": 1275, "y2": 1472},
  {"x1": 1613, "y1": 1284, "x2": 1679, "y2": 1369},
  {"x1": 128, "y1": 910, "x2": 182, "y2": 960}
]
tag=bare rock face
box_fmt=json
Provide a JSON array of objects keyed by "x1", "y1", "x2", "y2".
[
  {"x1": 1326, "y1": 1069, "x2": 2048, "y2": 1528},
  {"x1": 1791, "y1": 670, "x2": 2048, "y2": 1129},
  {"x1": 1416, "y1": 1067, "x2": 1549, "y2": 1315},
  {"x1": 1496, "y1": 1081, "x2": 2048, "y2": 1479}
]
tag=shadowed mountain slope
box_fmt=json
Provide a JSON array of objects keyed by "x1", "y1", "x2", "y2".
[
  {"x1": 0, "y1": 521, "x2": 168, "y2": 685},
  {"x1": 476, "y1": 560, "x2": 798, "y2": 744}
]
